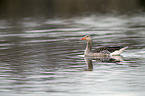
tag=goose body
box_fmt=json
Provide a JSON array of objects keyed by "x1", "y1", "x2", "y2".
[{"x1": 80, "y1": 35, "x2": 128, "y2": 56}]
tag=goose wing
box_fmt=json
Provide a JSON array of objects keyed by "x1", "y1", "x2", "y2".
[{"x1": 94, "y1": 46, "x2": 124, "y2": 53}]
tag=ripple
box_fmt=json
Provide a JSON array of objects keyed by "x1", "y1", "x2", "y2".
[{"x1": 0, "y1": 14, "x2": 145, "y2": 96}]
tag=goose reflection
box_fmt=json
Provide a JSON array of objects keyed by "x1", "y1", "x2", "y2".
[{"x1": 84, "y1": 55, "x2": 124, "y2": 71}]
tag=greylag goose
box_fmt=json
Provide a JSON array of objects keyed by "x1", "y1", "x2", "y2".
[{"x1": 80, "y1": 35, "x2": 128, "y2": 56}]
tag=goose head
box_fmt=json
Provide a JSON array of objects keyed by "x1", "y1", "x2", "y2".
[{"x1": 80, "y1": 35, "x2": 92, "y2": 41}]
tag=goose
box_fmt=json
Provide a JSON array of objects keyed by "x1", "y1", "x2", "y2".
[{"x1": 80, "y1": 35, "x2": 128, "y2": 56}]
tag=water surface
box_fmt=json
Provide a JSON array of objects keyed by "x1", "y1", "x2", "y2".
[{"x1": 0, "y1": 15, "x2": 145, "y2": 96}]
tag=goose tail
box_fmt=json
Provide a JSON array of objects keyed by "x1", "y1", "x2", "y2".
[{"x1": 110, "y1": 46, "x2": 128, "y2": 56}]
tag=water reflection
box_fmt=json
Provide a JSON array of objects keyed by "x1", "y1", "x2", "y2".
[
  {"x1": 0, "y1": 14, "x2": 145, "y2": 96},
  {"x1": 84, "y1": 56, "x2": 124, "y2": 71}
]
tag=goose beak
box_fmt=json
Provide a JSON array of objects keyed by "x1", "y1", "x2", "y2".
[{"x1": 80, "y1": 37, "x2": 86, "y2": 40}]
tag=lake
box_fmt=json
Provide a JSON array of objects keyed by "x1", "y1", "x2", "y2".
[{"x1": 0, "y1": 14, "x2": 145, "y2": 96}]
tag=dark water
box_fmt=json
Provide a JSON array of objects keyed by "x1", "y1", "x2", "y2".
[{"x1": 0, "y1": 14, "x2": 145, "y2": 96}]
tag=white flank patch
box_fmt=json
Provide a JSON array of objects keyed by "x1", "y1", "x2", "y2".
[{"x1": 110, "y1": 46, "x2": 128, "y2": 56}]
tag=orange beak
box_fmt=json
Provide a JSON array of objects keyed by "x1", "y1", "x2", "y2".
[{"x1": 80, "y1": 37, "x2": 86, "y2": 40}]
